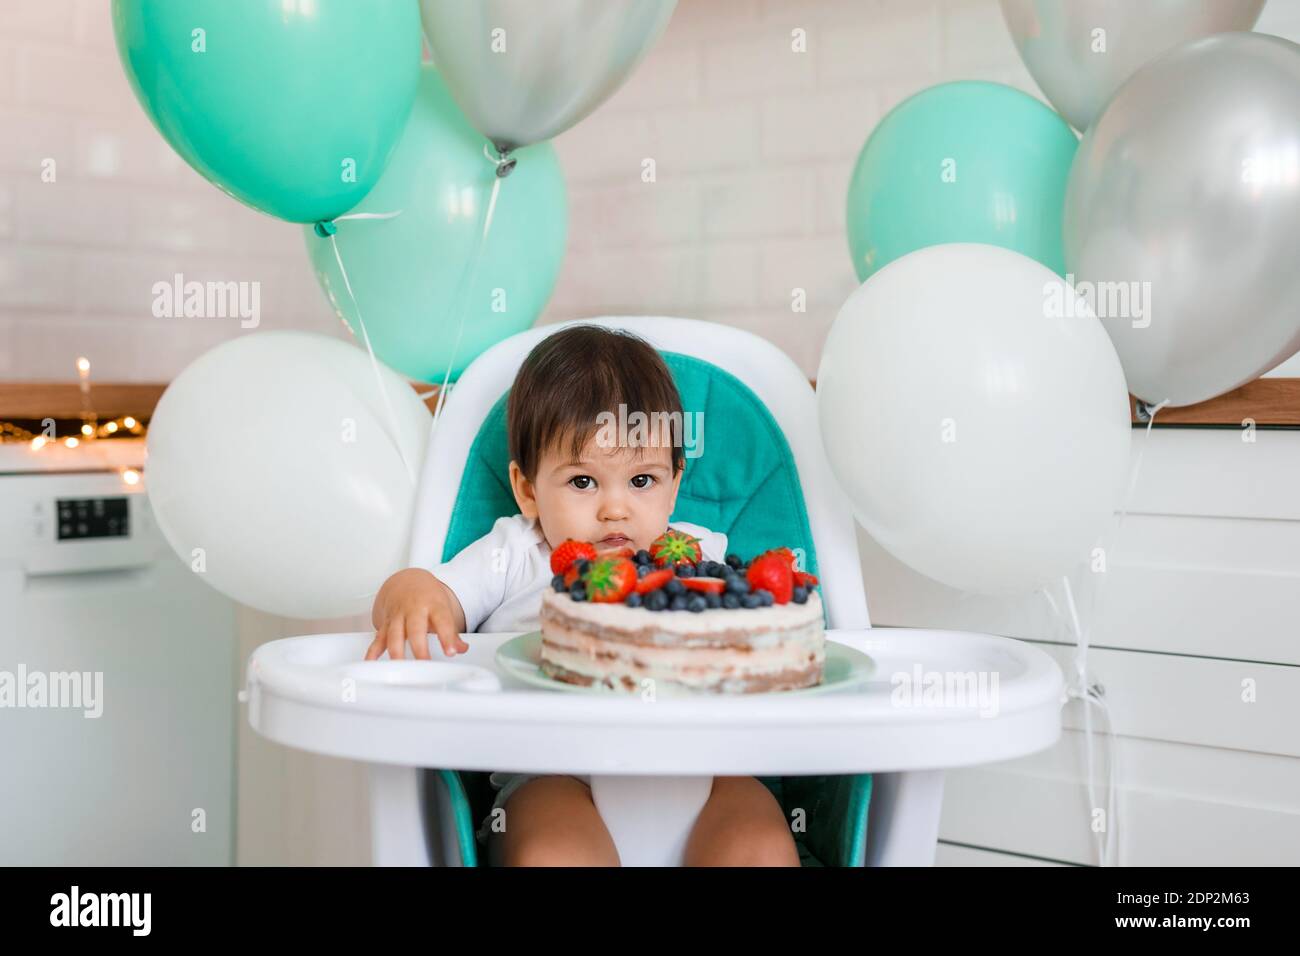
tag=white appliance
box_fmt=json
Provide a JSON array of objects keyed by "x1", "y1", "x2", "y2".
[{"x1": 0, "y1": 438, "x2": 236, "y2": 864}]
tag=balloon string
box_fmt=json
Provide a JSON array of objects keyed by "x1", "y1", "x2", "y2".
[
  {"x1": 326, "y1": 231, "x2": 417, "y2": 485},
  {"x1": 336, "y1": 210, "x2": 402, "y2": 222},
  {"x1": 1056, "y1": 576, "x2": 1119, "y2": 867},
  {"x1": 1042, "y1": 398, "x2": 1168, "y2": 867},
  {"x1": 427, "y1": 148, "x2": 507, "y2": 436}
]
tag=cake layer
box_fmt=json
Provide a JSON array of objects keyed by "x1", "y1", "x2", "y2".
[
  {"x1": 540, "y1": 588, "x2": 823, "y2": 647},
  {"x1": 539, "y1": 589, "x2": 825, "y2": 694}
]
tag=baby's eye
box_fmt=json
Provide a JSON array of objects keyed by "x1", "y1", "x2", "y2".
[
  {"x1": 569, "y1": 475, "x2": 595, "y2": 490},
  {"x1": 630, "y1": 474, "x2": 655, "y2": 489}
]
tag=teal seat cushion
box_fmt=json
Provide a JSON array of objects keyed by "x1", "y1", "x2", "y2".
[{"x1": 432, "y1": 349, "x2": 867, "y2": 866}]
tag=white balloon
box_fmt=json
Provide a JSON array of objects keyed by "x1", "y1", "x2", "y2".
[
  {"x1": 999, "y1": 0, "x2": 1264, "y2": 132},
  {"x1": 145, "y1": 332, "x2": 430, "y2": 619},
  {"x1": 817, "y1": 244, "x2": 1132, "y2": 595}
]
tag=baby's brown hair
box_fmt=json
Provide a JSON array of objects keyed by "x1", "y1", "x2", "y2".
[{"x1": 507, "y1": 325, "x2": 686, "y2": 483}]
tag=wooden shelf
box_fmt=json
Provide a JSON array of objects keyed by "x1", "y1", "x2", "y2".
[
  {"x1": 3, "y1": 378, "x2": 1298, "y2": 427},
  {"x1": 0, "y1": 381, "x2": 445, "y2": 420},
  {"x1": 1127, "y1": 378, "x2": 1300, "y2": 427}
]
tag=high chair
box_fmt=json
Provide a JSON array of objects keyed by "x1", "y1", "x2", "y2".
[
  {"x1": 244, "y1": 316, "x2": 1064, "y2": 868},
  {"x1": 403, "y1": 316, "x2": 921, "y2": 866}
]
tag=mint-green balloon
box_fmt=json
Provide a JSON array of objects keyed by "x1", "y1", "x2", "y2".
[
  {"x1": 847, "y1": 81, "x2": 1078, "y2": 279},
  {"x1": 112, "y1": 0, "x2": 420, "y2": 224},
  {"x1": 304, "y1": 67, "x2": 568, "y2": 384}
]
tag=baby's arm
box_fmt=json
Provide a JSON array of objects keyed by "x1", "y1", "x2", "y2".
[{"x1": 366, "y1": 568, "x2": 471, "y2": 661}]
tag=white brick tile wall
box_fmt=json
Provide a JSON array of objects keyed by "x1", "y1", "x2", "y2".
[
  {"x1": 702, "y1": 32, "x2": 816, "y2": 97},
  {"x1": 761, "y1": 89, "x2": 881, "y2": 162},
  {"x1": 1, "y1": 0, "x2": 1298, "y2": 384},
  {"x1": 0, "y1": 183, "x2": 13, "y2": 239}
]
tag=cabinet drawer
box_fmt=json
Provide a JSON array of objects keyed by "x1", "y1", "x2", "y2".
[{"x1": 939, "y1": 731, "x2": 1300, "y2": 866}]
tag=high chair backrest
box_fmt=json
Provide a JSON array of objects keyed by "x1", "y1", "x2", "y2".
[{"x1": 407, "y1": 317, "x2": 869, "y2": 629}]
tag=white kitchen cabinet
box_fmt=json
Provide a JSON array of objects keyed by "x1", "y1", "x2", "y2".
[{"x1": 857, "y1": 426, "x2": 1300, "y2": 866}]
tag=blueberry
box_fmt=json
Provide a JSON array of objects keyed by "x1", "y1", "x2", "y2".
[
  {"x1": 644, "y1": 590, "x2": 668, "y2": 611},
  {"x1": 625, "y1": 591, "x2": 643, "y2": 607},
  {"x1": 725, "y1": 576, "x2": 750, "y2": 594},
  {"x1": 755, "y1": 589, "x2": 774, "y2": 606},
  {"x1": 741, "y1": 593, "x2": 762, "y2": 609},
  {"x1": 670, "y1": 594, "x2": 689, "y2": 611},
  {"x1": 569, "y1": 583, "x2": 587, "y2": 601},
  {"x1": 722, "y1": 592, "x2": 740, "y2": 609},
  {"x1": 551, "y1": 573, "x2": 566, "y2": 592},
  {"x1": 705, "y1": 592, "x2": 722, "y2": 609},
  {"x1": 636, "y1": 563, "x2": 651, "y2": 578},
  {"x1": 725, "y1": 553, "x2": 742, "y2": 569},
  {"x1": 792, "y1": 586, "x2": 808, "y2": 604},
  {"x1": 635, "y1": 549, "x2": 652, "y2": 565},
  {"x1": 687, "y1": 594, "x2": 707, "y2": 613},
  {"x1": 677, "y1": 563, "x2": 695, "y2": 578},
  {"x1": 575, "y1": 558, "x2": 591, "y2": 574},
  {"x1": 664, "y1": 578, "x2": 686, "y2": 597}
]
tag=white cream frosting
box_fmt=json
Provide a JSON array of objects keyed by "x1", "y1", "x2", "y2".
[{"x1": 541, "y1": 587, "x2": 823, "y2": 638}]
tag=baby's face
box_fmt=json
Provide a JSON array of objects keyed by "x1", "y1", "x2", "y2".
[{"x1": 512, "y1": 431, "x2": 680, "y2": 556}]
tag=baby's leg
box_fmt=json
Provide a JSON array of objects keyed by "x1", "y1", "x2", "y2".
[
  {"x1": 683, "y1": 776, "x2": 800, "y2": 866},
  {"x1": 492, "y1": 775, "x2": 620, "y2": 866}
]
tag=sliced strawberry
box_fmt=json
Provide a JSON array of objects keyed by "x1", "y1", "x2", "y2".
[
  {"x1": 650, "y1": 528, "x2": 702, "y2": 567},
  {"x1": 794, "y1": 570, "x2": 819, "y2": 588},
  {"x1": 681, "y1": 576, "x2": 726, "y2": 594},
  {"x1": 551, "y1": 539, "x2": 597, "y2": 576},
  {"x1": 634, "y1": 568, "x2": 674, "y2": 594},
  {"x1": 583, "y1": 557, "x2": 637, "y2": 603},
  {"x1": 747, "y1": 553, "x2": 794, "y2": 604}
]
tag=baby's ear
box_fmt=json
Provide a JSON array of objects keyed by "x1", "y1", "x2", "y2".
[{"x1": 509, "y1": 460, "x2": 539, "y2": 518}]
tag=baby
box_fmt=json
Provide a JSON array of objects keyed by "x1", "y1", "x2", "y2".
[{"x1": 368, "y1": 324, "x2": 800, "y2": 867}]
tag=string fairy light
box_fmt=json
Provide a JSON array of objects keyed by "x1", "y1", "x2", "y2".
[{"x1": 0, "y1": 355, "x2": 149, "y2": 448}]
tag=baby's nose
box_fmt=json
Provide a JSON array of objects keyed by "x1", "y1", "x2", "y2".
[{"x1": 597, "y1": 492, "x2": 630, "y2": 520}]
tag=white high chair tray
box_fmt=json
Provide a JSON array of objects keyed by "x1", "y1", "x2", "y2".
[{"x1": 244, "y1": 628, "x2": 1064, "y2": 775}]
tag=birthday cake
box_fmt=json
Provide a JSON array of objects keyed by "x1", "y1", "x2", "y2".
[{"x1": 539, "y1": 529, "x2": 824, "y2": 694}]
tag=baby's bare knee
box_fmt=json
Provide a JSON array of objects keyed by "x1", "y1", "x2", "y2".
[
  {"x1": 502, "y1": 827, "x2": 617, "y2": 867},
  {"x1": 497, "y1": 777, "x2": 620, "y2": 867},
  {"x1": 685, "y1": 777, "x2": 801, "y2": 867},
  {"x1": 714, "y1": 815, "x2": 801, "y2": 867}
]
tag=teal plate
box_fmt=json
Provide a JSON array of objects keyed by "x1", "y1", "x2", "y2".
[{"x1": 496, "y1": 631, "x2": 875, "y2": 697}]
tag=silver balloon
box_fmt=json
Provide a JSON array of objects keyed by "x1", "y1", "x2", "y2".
[
  {"x1": 999, "y1": 0, "x2": 1264, "y2": 131},
  {"x1": 1064, "y1": 32, "x2": 1300, "y2": 407},
  {"x1": 419, "y1": 0, "x2": 677, "y2": 153}
]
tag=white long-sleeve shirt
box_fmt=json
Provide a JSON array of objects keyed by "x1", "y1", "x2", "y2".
[{"x1": 428, "y1": 513, "x2": 729, "y2": 634}]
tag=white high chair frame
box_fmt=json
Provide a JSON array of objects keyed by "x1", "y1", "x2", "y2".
[
  {"x1": 244, "y1": 316, "x2": 1065, "y2": 868},
  {"x1": 399, "y1": 316, "x2": 940, "y2": 866}
]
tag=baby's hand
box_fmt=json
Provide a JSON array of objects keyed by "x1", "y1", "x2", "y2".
[{"x1": 366, "y1": 568, "x2": 470, "y2": 661}]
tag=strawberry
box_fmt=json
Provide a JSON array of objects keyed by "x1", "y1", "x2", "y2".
[
  {"x1": 582, "y1": 557, "x2": 637, "y2": 603},
  {"x1": 681, "y1": 576, "x2": 726, "y2": 594},
  {"x1": 649, "y1": 528, "x2": 702, "y2": 567},
  {"x1": 634, "y1": 568, "x2": 675, "y2": 594},
  {"x1": 550, "y1": 539, "x2": 597, "y2": 576},
  {"x1": 794, "y1": 570, "x2": 819, "y2": 588},
  {"x1": 747, "y1": 550, "x2": 794, "y2": 604}
]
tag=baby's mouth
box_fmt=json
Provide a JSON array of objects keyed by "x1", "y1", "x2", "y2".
[{"x1": 596, "y1": 534, "x2": 632, "y2": 551}]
